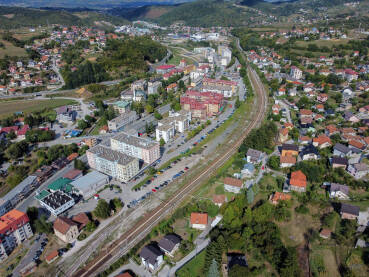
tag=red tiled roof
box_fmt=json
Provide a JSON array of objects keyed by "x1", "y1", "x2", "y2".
[
  {"x1": 280, "y1": 155, "x2": 296, "y2": 165},
  {"x1": 270, "y1": 192, "x2": 291, "y2": 203},
  {"x1": 213, "y1": 194, "x2": 226, "y2": 204},
  {"x1": 223, "y1": 177, "x2": 243, "y2": 188},
  {"x1": 349, "y1": 140, "x2": 365, "y2": 150},
  {"x1": 190, "y1": 213, "x2": 208, "y2": 225},
  {"x1": 53, "y1": 217, "x2": 77, "y2": 235},
  {"x1": 290, "y1": 170, "x2": 307, "y2": 188},
  {"x1": 45, "y1": 250, "x2": 59, "y2": 262}
]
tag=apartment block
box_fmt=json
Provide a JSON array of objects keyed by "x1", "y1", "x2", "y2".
[
  {"x1": 110, "y1": 132, "x2": 160, "y2": 164},
  {"x1": 0, "y1": 209, "x2": 33, "y2": 261},
  {"x1": 156, "y1": 110, "x2": 191, "y2": 143},
  {"x1": 87, "y1": 145, "x2": 140, "y2": 183},
  {"x1": 202, "y1": 78, "x2": 237, "y2": 98},
  {"x1": 180, "y1": 90, "x2": 224, "y2": 119},
  {"x1": 108, "y1": 111, "x2": 138, "y2": 132}
]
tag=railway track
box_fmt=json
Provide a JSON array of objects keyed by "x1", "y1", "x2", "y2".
[{"x1": 68, "y1": 65, "x2": 267, "y2": 277}]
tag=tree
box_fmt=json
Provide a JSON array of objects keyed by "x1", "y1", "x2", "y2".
[
  {"x1": 145, "y1": 104, "x2": 154, "y2": 114},
  {"x1": 34, "y1": 215, "x2": 53, "y2": 233},
  {"x1": 159, "y1": 138, "x2": 165, "y2": 147},
  {"x1": 267, "y1": 156, "x2": 280, "y2": 170},
  {"x1": 85, "y1": 221, "x2": 97, "y2": 232},
  {"x1": 247, "y1": 188, "x2": 254, "y2": 204},
  {"x1": 93, "y1": 199, "x2": 111, "y2": 219},
  {"x1": 74, "y1": 159, "x2": 87, "y2": 172},
  {"x1": 6, "y1": 141, "x2": 28, "y2": 160},
  {"x1": 154, "y1": 111, "x2": 162, "y2": 120},
  {"x1": 77, "y1": 119, "x2": 89, "y2": 130},
  {"x1": 208, "y1": 259, "x2": 219, "y2": 277},
  {"x1": 110, "y1": 198, "x2": 123, "y2": 211},
  {"x1": 26, "y1": 206, "x2": 38, "y2": 222},
  {"x1": 229, "y1": 265, "x2": 250, "y2": 277}
]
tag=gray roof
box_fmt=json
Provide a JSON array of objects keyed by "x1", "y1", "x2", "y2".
[
  {"x1": 1, "y1": 175, "x2": 37, "y2": 202},
  {"x1": 140, "y1": 245, "x2": 163, "y2": 266},
  {"x1": 354, "y1": 163, "x2": 369, "y2": 172},
  {"x1": 88, "y1": 145, "x2": 137, "y2": 165},
  {"x1": 282, "y1": 143, "x2": 299, "y2": 152},
  {"x1": 111, "y1": 132, "x2": 159, "y2": 150},
  {"x1": 330, "y1": 183, "x2": 349, "y2": 195},
  {"x1": 331, "y1": 156, "x2": 348, "y2": 166},
  {"x1": 246, "y1": 148, "x2": 263, "y2": 159},
  {"x1": 70, "y1": 171, "x2": 108, "y2": 193},
  {"x1": 158, "y1": 234, "x2": 181, "y2": 252},
  {"x1": 334, "y1": 143, "x2": 350, "y2": 154},
  {"x1": 341, "y1": 203, "x2": 360, "y2": 216}
]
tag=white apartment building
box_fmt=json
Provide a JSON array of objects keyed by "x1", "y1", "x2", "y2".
[
  {"x1": 290, "y1": 66, "x2": 302, "y2": 80},
  {"x1": 155, "y1": 111, "x2": 191, "y2": 143},
  {"x1": 110, "y1": 132, "x2": 160, "y2": 164},
  {"x1": 0, "y1": 209, "x2": 33, "y2": 261},
  {"x1": 148, "y1": 81, "x2": 161, "y2": 95},
  {"x1": 87, "y1": 145, "x2": 139, "y2": 183}
]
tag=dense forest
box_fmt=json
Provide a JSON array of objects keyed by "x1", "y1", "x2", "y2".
[
  {"x1": 0, "y1": 6, "x2": 128, "y2": 29},
  {"x1": 99, "y1": 36, "x2": 167, "y2": 72},
  {"x1": 154, "y1": 1, "x2": 256, "y2": 27},
  {"x1": 61, "y1": 36, "x2": 167, "y2": 89}
]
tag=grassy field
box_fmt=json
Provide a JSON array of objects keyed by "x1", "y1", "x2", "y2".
[
  {"x1": 0, "y1": 39, "x2": 26, "y2": 58},
  {"x1": 176, "y1": 249, "x2": 206, "y2": 277},
  {"x1": 0, "y1": 98, "x2": 77, "y2": 118},
  {"x1": 295, "y1": 39, "x2": 350, "y2": 48}
]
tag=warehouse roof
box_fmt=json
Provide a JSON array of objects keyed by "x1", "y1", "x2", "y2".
[
  {"x1": 2, "y1": 175, "x2": 37, "y2": 202},
  {"x1": 70, "y1": 171, "x2": 108, "y2": 193}
]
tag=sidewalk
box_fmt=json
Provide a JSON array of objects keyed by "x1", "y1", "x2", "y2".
[{"x1": 109, "y1": 260, "x2": 150, "y2": 277}]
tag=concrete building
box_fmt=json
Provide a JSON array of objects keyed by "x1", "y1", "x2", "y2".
[
  {"x1": 70, "y1": 171, "x2": 109, "y2": 199},
  {"x1": 0, "y1": 209, "x2": 33, "y2": 261},
  {"x1": 156, "y1": 110, "x2": 191, "y2": 143},
  {"x1": 290, "y1": 66, "x2": 302, "y2": 80},
  {"x1": 180, "y1": 90, "x2": 224, "y2": 119},
  {"x1": 37, "y1": 190, "x2": 75, "y2": 216},
  {"x1": 87, "y1": 145, "x2": 139, "y2": 183},
  {"x1": 148, "y1": 80, "x2": 161, "y2": 95},
  {"x1": 110, "y1": 132, "x2": 160, "y2": 164},
  {"x1": 108, "y1": 111, "x2": 138, "y2": 132},
  {"x1": 0, "y1": 176, "x2": 38, "y2": 216},
  {"x1": 112, "y1": 101, "x2": 131, "y2": 114},
  {"x1": 202, "y1": 78, "x2": 238, "y2": 98},
  {"x1": 140, "y1": 244, "x2": 164, "y2": 272}
]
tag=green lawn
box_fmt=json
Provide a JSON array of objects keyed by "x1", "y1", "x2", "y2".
[{"x1": 176, "y1": 249, "x2": 206, "y2": 277}]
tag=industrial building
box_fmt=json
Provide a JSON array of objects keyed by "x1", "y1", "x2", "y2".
[
  {"x1": 70, "y1": 171, "x2": 109, "y2": 199},
  {"x1": 37, "y1": 190, "x2": 75, "y2": 216}
]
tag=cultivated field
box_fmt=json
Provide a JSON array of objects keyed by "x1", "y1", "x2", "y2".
[
  {"x1": 295, "y1": 39, "x2": 350, "y2": 48},
  {"x1": 0, "y1": 39, "x2": 26, "y2": 58},
  {"x1": 0, "y1": 98, "x2": 77, "y2": 118}
]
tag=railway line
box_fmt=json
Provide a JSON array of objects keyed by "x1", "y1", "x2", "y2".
[{"x1": 69, "y1": 60, "x2": 267, "y2": 277}]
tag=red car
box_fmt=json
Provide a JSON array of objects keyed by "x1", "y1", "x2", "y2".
[
  {"x1": 184, "y1": 167, "x2": 189, "y2": 170},
  {"x1": 262, "y1": 166, "x2": 265, "y2": 170},
  {"x1": 152, "y1": 189, "x2": 157, "y2": 192}
]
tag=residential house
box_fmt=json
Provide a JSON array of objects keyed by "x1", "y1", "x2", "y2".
[
  {"x1": 53, "y1": 216, "x2": 79, "y2": 243},
  {"x1": 344, "y1": 111, "x2": 359, "y2": 123},
  {"x1": 348, "y1": 140, "x2": 365, "y2": 151},
  {"x1": 317, "y1": 93, "x2": 328, "y2": 103},
  {"x1": 213, "y1": 195, "x2": 226, "y2": 207},
  {"x1": 340, "y1": 203, "x2": 360, "y2": 220},
  {"x1": 330, "y1": 183, "x2": 349, "y2": 200},
  {"x1": 300, "y1": 144, "x2": 319, "y2": 161},
  {"x1": 45, "y1": 250, "x2": 59, "y2": 264},
  {"x1": 190, "y1": 212, "x2": 208, "y2": 230},
  {"x1": 280, "y1": 155, "x2": 296, "y2": 168},
  {"x1": 331, "y1": 156, "x2": 348, "y2": 169},
  {"x1": 289, "y1": 170, "x2": 307, "y2": 192},
  {"x1": 326, "y1": 125, "x2": 339, "y2": 136},
  {"x1": 333, "y1": 143, "x2": 351, "y2": 157},
  {"x1": 246, "y1": 148, "x2": 263, "y2": 164},
  {"x1": 312, "y1": 135, "x2": 332, "y2": 149},
  {"x1": 281, "y1": 143, "x2": 299, "y2": 157},
  {"x1": 140, "y1": 245, "x2": 164, "y2": 272},
  {"x1": 279, "y1": 128, "x2": 289, "y2": 143},
  {"x1": 299, "y1": 136, "x2": 311, "y2": 145},
  {"x1": 158, "y1": 234, "x2": 181, "y2": 257},
  {"x1": 320, "y1": 229, "x2": 332, "y2": 239},
  {"x1": 348, "y1": 163, "x2": 369, "y2": 179},
  {"x1": 290, "y1": 66, "x2": 302, "y2": 79},
  {"x1": 269, "y1": 192, "x2": 292, "y2": 205},
  {"x1": 241, "y1": 163, "x2": 255, "y2": 178},
  {"x1": 223, "y1": 177, "x2": 243, "y2": 194}
]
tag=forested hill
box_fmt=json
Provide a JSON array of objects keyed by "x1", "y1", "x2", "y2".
[
  {"x1": 241, "y1": 0, "x2": 368, "y2": 16},
  {"x1": 153, "y1": 1, "x2": 258, "y2": 27},
  {"x1": 0, "y1": 6, "x2": 129, "y2": 29}
]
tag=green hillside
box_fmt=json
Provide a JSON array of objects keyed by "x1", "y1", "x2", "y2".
[
  {"x1": 154, "y1": 0, "x2": 257, "y2": 27},
  {"x1": 0, "y1": 6, "x2": 129, "y2": 29}
]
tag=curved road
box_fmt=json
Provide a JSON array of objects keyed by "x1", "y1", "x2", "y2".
[{"x1": 68, "y1": 59, "x2": 268, "y2": 277}]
